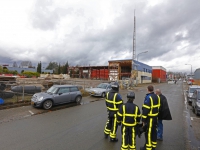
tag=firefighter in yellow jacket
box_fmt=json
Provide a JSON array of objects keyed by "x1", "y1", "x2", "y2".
[
  {"x1": 140, "y1": 85, "x2": 160, "y2": 150},
  {"x1": 104, "y1": 82, "x2": 123, "y2": 142},
  {"x1": 117, "y1": 91, "x2": 141, "y2": 150}
]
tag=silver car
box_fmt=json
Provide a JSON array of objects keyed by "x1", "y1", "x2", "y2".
[
  {"x1": 186, "y1": 85, "x2": 200, "y2": 103},
  {"x1": 31, "y1": 85, "x2": 82, "y2": 110},
  {"x1": 191, "y1": 89, "x2": 200, "y2": 116},
  {"x1": 88, "y1": 83, "x2": 112, "y2": 97}
]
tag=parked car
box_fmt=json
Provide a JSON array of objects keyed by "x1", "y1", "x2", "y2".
[
  {"x1": 11, "y1": 85, "x2": 41, "y2": 94},
  {"x1": 88, "y1": 83, "x2": 112, "y2": 97},
  {"x1": 187, "y1": 81, "x2": 192, "y2": 85},
  {"x1": 0, "y1": 91, "x2": 14, "y2": 99},
  {"x1": 187, "y1": 78, "x2": 194, "y2": 85},
  {"x1": 186, "y1": 85, "x2": 200, "y2": 104},
  {"x1": 191, "y1": 89, "x2": 200, "y2": 116},
  {"x1": 31, "y1": 85, "x2": 82, "y2": 110}
]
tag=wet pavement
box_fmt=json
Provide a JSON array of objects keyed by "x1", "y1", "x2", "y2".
[
  {"x1": 0, "y1": 82, "x2": 199, "y2": 150},
  {"x1": 183, "y1": 82, "x2": 200, "y2": 150},
  {"x1": 0, "y1": 96, "x2": 101, "y2": 124}
]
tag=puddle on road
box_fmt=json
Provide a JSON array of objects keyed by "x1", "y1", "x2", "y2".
[
  {"x1": 80, "y1": 102, "x2": 89, "y2": 105},
  {"x1": 81, "y1": 98, "x2": 103, "y2": 105},
  {"x1": 33, "y1": 98, "x2": 104, "y2": 114}
]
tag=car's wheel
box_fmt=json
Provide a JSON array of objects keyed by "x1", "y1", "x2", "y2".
[
  {"x1": 195, "y1": 107, "x2": 199, "y2": 116},
  {"x1": 75, "y1": 96, "x2": 82, "y2": 104},
  {"x1": 187, "y1": 98, "x2": 190, "y2": 103},
  {"x1": 43, "y1": 100, "x2": 53, "y2": 110},
  {"x1": 192, "y1": 106, "x2": 195, "y2": 113},
  {"x1": 101, "y1": 92, "x2": 106, "y2": 98}
]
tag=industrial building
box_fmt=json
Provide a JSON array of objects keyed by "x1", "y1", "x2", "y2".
[
  {"x1": 134, "y1": 60, "x2": 152, "y2": 83},
  {"x1": 4, "y1": 66, "x2": 53, "y2": 74},
  {"x1": 71, "y1": 59, "x2": 132, "y2": 81},
  {"x1": 70, "y1": 59, "x2": 152, "y2": 84},
  {"x1": 152, "y1": 66, "x2": 167, "y2": 83},
  {"x1": 194, "y1": 68, "x2": 200, "y2": 80},
  {"x1": 69, "y1": 66, "x2": 109, "y2": 80},
  {"x1": 2, "y1": 61, "x2": 53, "y2": 74},
  {"x1": 108, "y1": 59, "x2": 152, "y2": 83},
  {"x1": 108, "y1": 59, "x2": 132, "y2": 81}
]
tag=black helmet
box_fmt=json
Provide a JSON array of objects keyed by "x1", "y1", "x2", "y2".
[
  {"x1": 111, "y1": 82, "x2": 119, "y2": 92},
  {"x1": 127, "y1": 91, "x2": 135, "y2": 99}
]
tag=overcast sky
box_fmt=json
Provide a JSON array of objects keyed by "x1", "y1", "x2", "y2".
[{"x1": 0, "y1": 0, "x2": 199, "y2": 73}]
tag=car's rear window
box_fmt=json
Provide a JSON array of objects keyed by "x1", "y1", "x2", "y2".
[
  {"x1": 189, "y1": 88, "x2": 200, "y2": 93},
  {"x1": 58, "y1": 87, "x2": 70, "y2": 93},
  {"x1": 97, "y1": 83, "x2": 107, "y2": 89},
  {"x1": 70, "y1": 87, "x2": 78, "y2": 92},
  {"x1": 198, "y1": 92, "x2": 200, "y2": 99}
]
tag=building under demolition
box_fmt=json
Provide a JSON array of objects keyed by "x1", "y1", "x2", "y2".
[
  {"x1": 108, "y1": 59, "x2": 132, "y2": 81},
  {"x1": 69, "y1": 66, "x2": 109, "y2": 80},
  {"x1": 70, "y1": 59, "x2": 153, "y2": 84}
]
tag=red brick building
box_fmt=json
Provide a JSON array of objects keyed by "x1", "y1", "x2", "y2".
[{"x1": 152, "y1": 66, "x2": 167, "y2": 83}]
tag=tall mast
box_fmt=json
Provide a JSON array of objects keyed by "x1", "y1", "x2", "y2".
[{"x1": 133, "y1": 9, "x2": 136, "y2": 63}]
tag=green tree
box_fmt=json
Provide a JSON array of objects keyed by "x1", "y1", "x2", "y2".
[
  {"x1": 37, "y1": 62, "x2": 42, "y2": 73},
  {"x1": 62, "y1": 61, "x2": 69, "y2": 74},
  {"x1": 0, "y1": 66, "x2": 3, "y2": 73},
  {"x1": 58, "y1": 63, "x2": 61, "y2": 74},
  {"x1": 22, "y1": 71, "x2": 40, "y2": 78},
  {"x1": 46, "y1": 62, "x2": 58, "y2": 73},
  {"x1": 46, "y1": 62, "x2": 58, "y2": 70}
]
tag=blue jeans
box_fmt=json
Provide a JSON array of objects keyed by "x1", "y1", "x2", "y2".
[{"x1": 157, "y1": 120, "x2": 163, "y2": 139}]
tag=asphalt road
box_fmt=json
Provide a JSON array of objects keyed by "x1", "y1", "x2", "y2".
[{"x1": 0, "y1": 82, "x2": 188, "y2": 150}]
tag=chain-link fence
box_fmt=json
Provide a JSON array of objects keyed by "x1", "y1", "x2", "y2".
[
  {"x1": 0, "y1": 79, "x2": 110, "y2": 105},
  {"x1": 0, "y1": 78, "x2": 138, "y2": 105}
]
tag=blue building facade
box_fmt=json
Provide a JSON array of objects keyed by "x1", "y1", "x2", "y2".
[
  {"x1": 133, "y1": 60, "x2": 152, "y2": 73},
  {"x1": 133, "y1": 60, "x2": 152, "y2": 83}
]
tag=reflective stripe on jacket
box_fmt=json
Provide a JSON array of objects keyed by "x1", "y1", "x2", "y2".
[
  {"x1": 142, "y1": 92, "x2": 160, "y2": 122},
  {"x1": 105, "y1": 91, "x2": 123, "y2": 111},
  {"x1": 117, "y1": 102, "x2": 141, "y2": 126}
]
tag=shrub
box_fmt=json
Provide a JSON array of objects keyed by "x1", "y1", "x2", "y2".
[{"x1": 22, "y1": 71, "x2": 40, "y2": 78}]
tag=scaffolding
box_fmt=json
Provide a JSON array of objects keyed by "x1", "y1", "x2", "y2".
[{"x1": 108, "y1": 59, "x2": 132, "y2": 81}]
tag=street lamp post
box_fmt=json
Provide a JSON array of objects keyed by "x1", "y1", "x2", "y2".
[
  {"x1": 185, "y1": 64, "x2": 192, "y2": 75},
  {"x1": 136, "y1": 51, "x2": 148, "y2": 85},
  {"x1": 137, "y1": 51, "x2": 148, "y2": 61}
]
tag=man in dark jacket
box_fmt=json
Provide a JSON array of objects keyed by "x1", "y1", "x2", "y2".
[
  {"x1": 117, "y1": 91, "x2": 141, "y2": 150},
  {"x1": 104, "y1": 82, "x2": 123, "y2": 142},
  {"x1": 140, "y1": 85, "x2": 160, "y2": 150},
  {"x1": 155, "y1": 89, "x2": 172, "y2": 141}
]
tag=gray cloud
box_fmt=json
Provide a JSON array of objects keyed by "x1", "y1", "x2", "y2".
[
  {"x1": 1, "y1": 0, "x2": 200, "y2": 73},
  {"x1": 30, "y1": 0, "x2": 73, "y2": 30},
  {"x1": 30, "y1": 0, "x2": 200, "y2": 68}
]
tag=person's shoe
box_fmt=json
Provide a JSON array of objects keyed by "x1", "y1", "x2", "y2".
[
  {"x1": 140, "y1": 146, "x2": 145, "y2": 150},
  {"x1": 110, "y1": 138, "x2": 118, "y2": 142},
  {"x1": 157, "y1": 137, "x2": 163, "y2": 141},
  {"x1": 104, "y1": 133, "x2": 109, "y2": 139}
]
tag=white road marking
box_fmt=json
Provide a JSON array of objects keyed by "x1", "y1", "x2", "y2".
[
  {"x1": 192, "y1": 117, "x2": 200, "y2": 120},
  {"x1": 29, "y1": 110, "x2": 34, "y2": 115},
  {"x1": 23, "y1": 115, "x2": 31, "y2": 118},
  {"x1": 191, "y1": 117, "x2": 193, "y2": 121}
]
